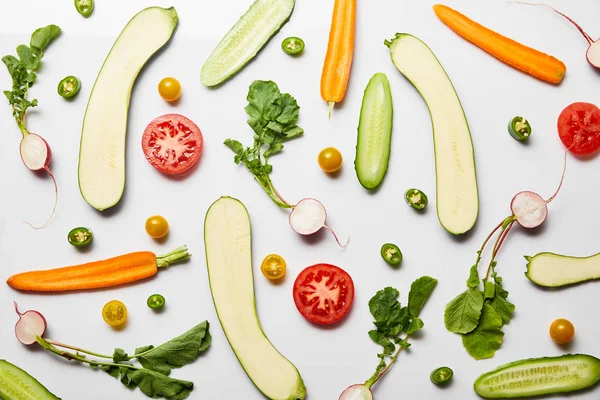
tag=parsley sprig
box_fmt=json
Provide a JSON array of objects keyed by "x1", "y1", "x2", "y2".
[
  {"x1": 2, "y1": 25, "x2": 61, "y2": 136},
  {"x1": 224, "y1": 80, "x2": 304, "y2": 208}
]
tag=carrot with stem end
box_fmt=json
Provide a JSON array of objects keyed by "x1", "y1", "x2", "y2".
[
  {"x1": 432, "y1": 4, "x2": 566, "y2": 84},
  {"x1": 321, "y1": 0, "x2": 355, "y2": 118},
  {"x1": 6, "y1": 245, "x2": 190, "y2": 292}
]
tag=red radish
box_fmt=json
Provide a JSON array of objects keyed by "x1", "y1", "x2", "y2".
[
  {"x1": 286, "y1": 198, "x2": 349, "y2": 247},
  {"x1": 510, "y1": 2, "x2": 600, "y2": 69},
  {"x1": 14, "y1": 302, "x2": 47, "y2": 345},
  {"x1": 340, "y1": 384, "x2": 373, "y2": 400},
  {"x1": 19, "y1": 133, "x2": 58, "y2": 229}
]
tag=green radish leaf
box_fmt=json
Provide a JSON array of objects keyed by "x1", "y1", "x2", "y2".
[
  {"x1": 130, "y1": 369, "x2": 194, "y2": 400},
  {"x1": 467, "y1": 264, "x2": 480, "y2": 289},
  {"x1": 368, "y1": 330, "x2": 395, "y2": 355},
  {"x1": 408, "y1": 276, "x2": 438, "y2": 317},
  {"x1": 405, "y1": 317, "x2": 424, "y2": 335},
  {"x1": 484, "y1": 281, "x2": 495, "y2": 299},
  {"x1": 112, "y1": 348, "x2": 129, "y2": 362},
  {"x1": 445, "y1": 289, "x2": 484, "y2": 334},
  {"x1": 30, "y1": 25, "x2": 61, "y2": 51},
  {"x1": 462, "y1": 304, "x2": 505, "y2": 360}
]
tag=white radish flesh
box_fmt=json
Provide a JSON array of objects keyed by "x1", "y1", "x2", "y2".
[
  {"x1": 19, "y1": 134, "x2": 57, "y2": 229},
  {"x1": 339, "y1": 384, "x2": 373, "y2": 400},
  {"x1": 511, "y1": 191, "x2": 548, "y2": 228},
  {"x1": 14, "y1": 302, "x2": 46, "y2": 345},
  {"x1": 289, "y1": 198, "x2": 349, "y2": 247},
  {"x1": 587, "y1": 43, "x2": 600, "y2": 69}
]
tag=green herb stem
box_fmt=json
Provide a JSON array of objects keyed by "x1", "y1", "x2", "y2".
[
  {"x1": 156, "y1": 245, "x2": 190, "y2": 268},
  {"x1": 364, "y1": 335, "x2": 410, "y2": 389},
  {"x1": 484, "y1": 220, "x2": 515, "y2": 280},
  {"x1": 44, "y1": 339, "x2": 113, "y2": 359}
]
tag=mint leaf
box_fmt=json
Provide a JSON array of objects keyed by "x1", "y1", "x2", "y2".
[
  {"x1": 467, "y1": 264, "x2": 480, "y2": 289},
  {"x1": 444, "y1": 289, "x2": 484, "y2": 334},
  {"x1": 30, "y1": 25, "x2": 61, "y2": 51},
  {"x1": 462, "y1": 304, "x2": 504, "y2": 360},
  {"x1": 136, "y1": 321, "x2": 211, "y2": 376},
  {"x1": 408, "y1": 276, "x2": 438, "y2": 317},
  {"x1": 484, "y1": 281, "x2": 495, "y2": 299},
  {"x1": 368, "y1": 330, "x2": 395, "y2": 355},
  {"x1": 130, "y1": 369, "x2": 194, "y2": 400}
]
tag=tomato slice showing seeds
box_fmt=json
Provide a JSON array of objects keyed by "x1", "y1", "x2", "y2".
[
  {"x1": 557, "y1": 102, "x2": 600, "y2": 155},
  {"x1": 293, "y1": 263, "x2": 354, "y2": 325},
  {"x1": 141, "y1": 114, "x2": 203, "y2": 175}
]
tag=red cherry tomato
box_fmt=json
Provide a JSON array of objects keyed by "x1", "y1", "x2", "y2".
[
  {"x1": 141, "y1": 114, "x2": 203, "y2": 175},
  {"x1": 557, "y1": 102, "x2": 600, "y2": 155},
  {"x1": 293, "y1": 263, "x2": 354, "y2": 325}
]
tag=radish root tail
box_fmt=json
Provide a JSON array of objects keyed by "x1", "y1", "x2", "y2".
[
  {"x1": 324, "y1": 225, "x2": 349, "y2": 248},
  {"x1": 24, "y1": 167, "x2": 57, "y2": 229},
  {"x1": 545, "y1": 151, "x2": 568, "y2": 204}
]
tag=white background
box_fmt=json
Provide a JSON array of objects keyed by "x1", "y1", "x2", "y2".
[{"x1": 1, "y1": 0, "x2": 600, "y2": 399}]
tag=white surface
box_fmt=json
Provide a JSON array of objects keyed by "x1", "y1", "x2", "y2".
[{"x1": 0, "y1": 1, "x2": 599, "y2": 399}]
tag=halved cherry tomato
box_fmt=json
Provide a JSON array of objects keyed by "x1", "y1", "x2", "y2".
[
  {"x1": 141, "y1": 114, "x2": 203, "y2": 175},
  {"x1": 293, "y1": 263, "x2": 354, "y2": 325},
  {"x1": 261, "y1": 254, "x2": 286, "y2": 280},
  {"x1": 557, "y1": 102, "x2": 600, "y2": 155},
  {"x1": 102, "y1": 300, "x2": 127, "y2": 327}
]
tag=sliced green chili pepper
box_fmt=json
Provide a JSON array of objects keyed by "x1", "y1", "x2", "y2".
[
  {"x1": 430, "y1": 366, "x2": 453, "y2": 385},
  {"x1": 281, "y1": 37, "x2": 305, "y2": 55},
  {"x1": 508, "y1": 116, "x2": 531, "y2": 141},
  {"x1": 58, "y1": 76, "x2": 81, "y2": 98},
  {"x1": 405, "y1": 188, "x2": 428, "y2": 210},
  {"x1": 381, "y1": 243, "x2": 402, "y2": 266},
  {"x1": 74, "y1": 0, "x2": 94, "y2": 17},
  {"x1": 68, "y1": 227, "x2": 93, "y2": 247},
  {"x1": 147, "y1": 294, "x2": 166, "y2": 309}
]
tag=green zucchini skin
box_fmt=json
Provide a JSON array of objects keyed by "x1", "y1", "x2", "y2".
[
  {"x1": 0, "y1": 359, "x2": 61, "y2": 400},
  {"x1": 474, "y1": 354, "x2": 600, "y2": 398},
  {"x1": 355, "y1": 72, "x2": 394, "y2": 190},
  {"x1": 201, "y1": 0, "x2": 295, "y2": 87},
  {"x1": 525, "y1": 251, "x2": 600, "y2": 288}
]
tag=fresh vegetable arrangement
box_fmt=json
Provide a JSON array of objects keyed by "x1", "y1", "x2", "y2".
[
  {"x1": 2, "y1": 25, "x2": 61, "y2": 228},
  {"x1": 14, "y1": 303, "x2": 211, "y2": 400}
]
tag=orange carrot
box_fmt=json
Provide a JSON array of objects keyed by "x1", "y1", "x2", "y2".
[
  {"x1": 321, "y1": 0, "x2": 356, "y2": 117},
  {"x1": 433, "y1": 4, "x2": 566, "y2": 84},
  {"x1": 6, "y1": 245, "x2": 190, "y2": 292}
]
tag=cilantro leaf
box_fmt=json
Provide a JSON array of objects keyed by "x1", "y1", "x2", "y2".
[
  {"x1": 130, "y1": 369, "x2": 194, "y2": 400},
  {"x1": 405, "y1": 317, "x2": 424, "y2": 335},
  {"x1": 368, "y1": 330, "x2": 395, "y2": 355},
  {"x1": 407, "y1": 276, "x2": 438, "y2": 317},
  {"x1": 462, "y1": 304, "x2": 504, "y2": 360},
  {"x1": 444, "y1": 289, "x2": 484, "y2": 334}
]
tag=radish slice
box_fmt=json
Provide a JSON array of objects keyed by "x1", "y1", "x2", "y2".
[
  {"x1": 510, "y1": 191, "x2": 548, "y2": 228},
  {"x1": 289, "y1": 198, "x2": 349, "y2": 247},
  {"x1": 14, "y1": 302, "x2": 47, "y2": 345},
  {"x1": 339, "y1": 384, "x2": 373, "y2": 400}
]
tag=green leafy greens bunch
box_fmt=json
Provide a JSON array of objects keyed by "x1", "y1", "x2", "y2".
[{"x1": 36, "y1": 321, "x2": 211, "y2": 400}]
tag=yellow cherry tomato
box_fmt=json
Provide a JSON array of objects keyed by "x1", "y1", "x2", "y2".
[
  {"x1": 318, "y1": 147, "x2": 343, "y2": 173},
  {"x1": 145, "y1": 215, "x2": 169, "y2": 239},
  {"x1": 261, "y1": 254, "x2": 287, "y2": 280},
  {"x1": 158, "y1": 77, "x2": 181, "y2": 102},
  {"x1": 102, "y1": 300, "x2": 128, "y2": 327},
  {"x1": 549, "y1": 318, "x2": 575, "y2": 344}
]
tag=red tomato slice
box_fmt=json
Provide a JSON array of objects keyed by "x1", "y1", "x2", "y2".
[
  {"x1": 142, "y1": 114, "x2": 203, "y2": 175},
  {"x1": 293, "y1": 263, "x2": 354, "y2": 325},
  {"x1": 557, "y1": 102, "x2": 600, "y2": 155}
]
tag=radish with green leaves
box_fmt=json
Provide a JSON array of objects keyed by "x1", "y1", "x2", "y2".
[
  {"x1": 445, "y1": 153, "x2": 568, "y2": 359},
  {"x1": 2, "y1": 25, "x2": 61, "y2": 228},
  {"x1": 510, "y1": 2, "x2": 600, "y2": 69},
  {"x1": 225, "y1": 80, "x2": 348, "y2": 247}
]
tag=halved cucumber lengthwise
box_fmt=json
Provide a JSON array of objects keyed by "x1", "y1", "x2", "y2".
[
  {"x1": 474, "y1": 354, "x2": 600, "y2": 398},
  {"x1": 201, "y1": 0, "x2": 295, "y2": 87},
  {"x1": 0, "y1": 359, "x2": 61, "y2": 399},
  {"x1": 78, "y1": 7, "x2": 178, "y2": 211},
  {"x1": 386, "y1": 33, "x2": 478, "y2": 234},
  {"x1": 204, "y1": 197, "x2": 306, "y2": 400},
  {"x1": 526, "y1": 251, "x2": 600, "y2": 288},
  {"x1": 355, "y1": 72, "x2": 394, "y2": 190}
]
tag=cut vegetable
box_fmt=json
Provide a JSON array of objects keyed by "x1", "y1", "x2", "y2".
[
  {"x1": 201, "y1": 0, "x2": 295, "y2": 87},
  {"x1": 78, "y1": 6, "x2": 178, "y2": 211},
  {"x1": 355, "y1": 72, "x2": 393, "y2": 190},
  {"x1": 67, "y1": 227, "x2": 93, "y2": 247},
  {"x1": 0, "y1": 359, "x2": 60, "y2": 400},
  {"x1": 204, "y1": 197, "x2": 306, "y2": 400},
  {"x1": 14, "y1": 302, "x2": 47, "y2": 345},
  {"x1": 525, "y1": 250, "x2": 600, "y2": 287},
  {"x1": 557, "y1": 102, "x2": 600, "y2": 155},
  {"x1": 430, "y1": 366, "x2": 453, "y2": 385},
  {"x1": 339, "y1": 384, "x2": 373, "y2": 400},
  {"x1": 474, "y1": 354, "x2": 600, "y2": 398},
  {"x1": 386, "y1": 33, "x2": 478, "y2": 234},
  {"x1": 508, "y1": 116, "x2": 531, "y2": 141}
]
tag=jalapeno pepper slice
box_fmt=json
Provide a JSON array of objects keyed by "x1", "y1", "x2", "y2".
[
  {"x1": 75, "y1": 0, "x2": 94, "y2": 17},
  {"x1": 281, "y1": 37, "x2": 305, "y2": 55},
  {"x1": 67, "y1": 227, "x2": 93, "y2": 247},
  {"x1": 58, "y1": 76, "x2": 81, "y2": 98},
  {"x1": 430, "y1": 366, "x2": 453, "y2": 385},
  {"x1": 405, "y1": 188, "x2": 428, "y2": 210},
  {"x1": 147, "y1": 294, "x2": 166, "y2": 310},
  {"x1": 381, "y1": 243, "x2": 402, "y2": 266},
  {"x1": 508, "y1": 116, "x2": 532, "y2": 141}
]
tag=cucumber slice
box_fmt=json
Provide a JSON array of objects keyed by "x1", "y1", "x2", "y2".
[
  {"x1": 204, "y1": 197, "x2": 306, "y2": 400},
  {"x1": 78, "y1": 6, "x2": 178, "y2": 211},
  {"x1": 525, "y1": 251, "x2": 600, "y2": 287},
  {"x1": 474, "y1": 354, "x2": 600, "y2": 398},
  {"x1": 355, "y1": 72, "x2": 394, "y2": 190},
  {"x1": 201, "y1": 0, "x2": 295, "y2": 87},
  {"x1": 0, "y1": 359, "x2": 60, "y2": 399},
  {"x1": 385, "y1": 33, "x2": 479, "y2": 235}
]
